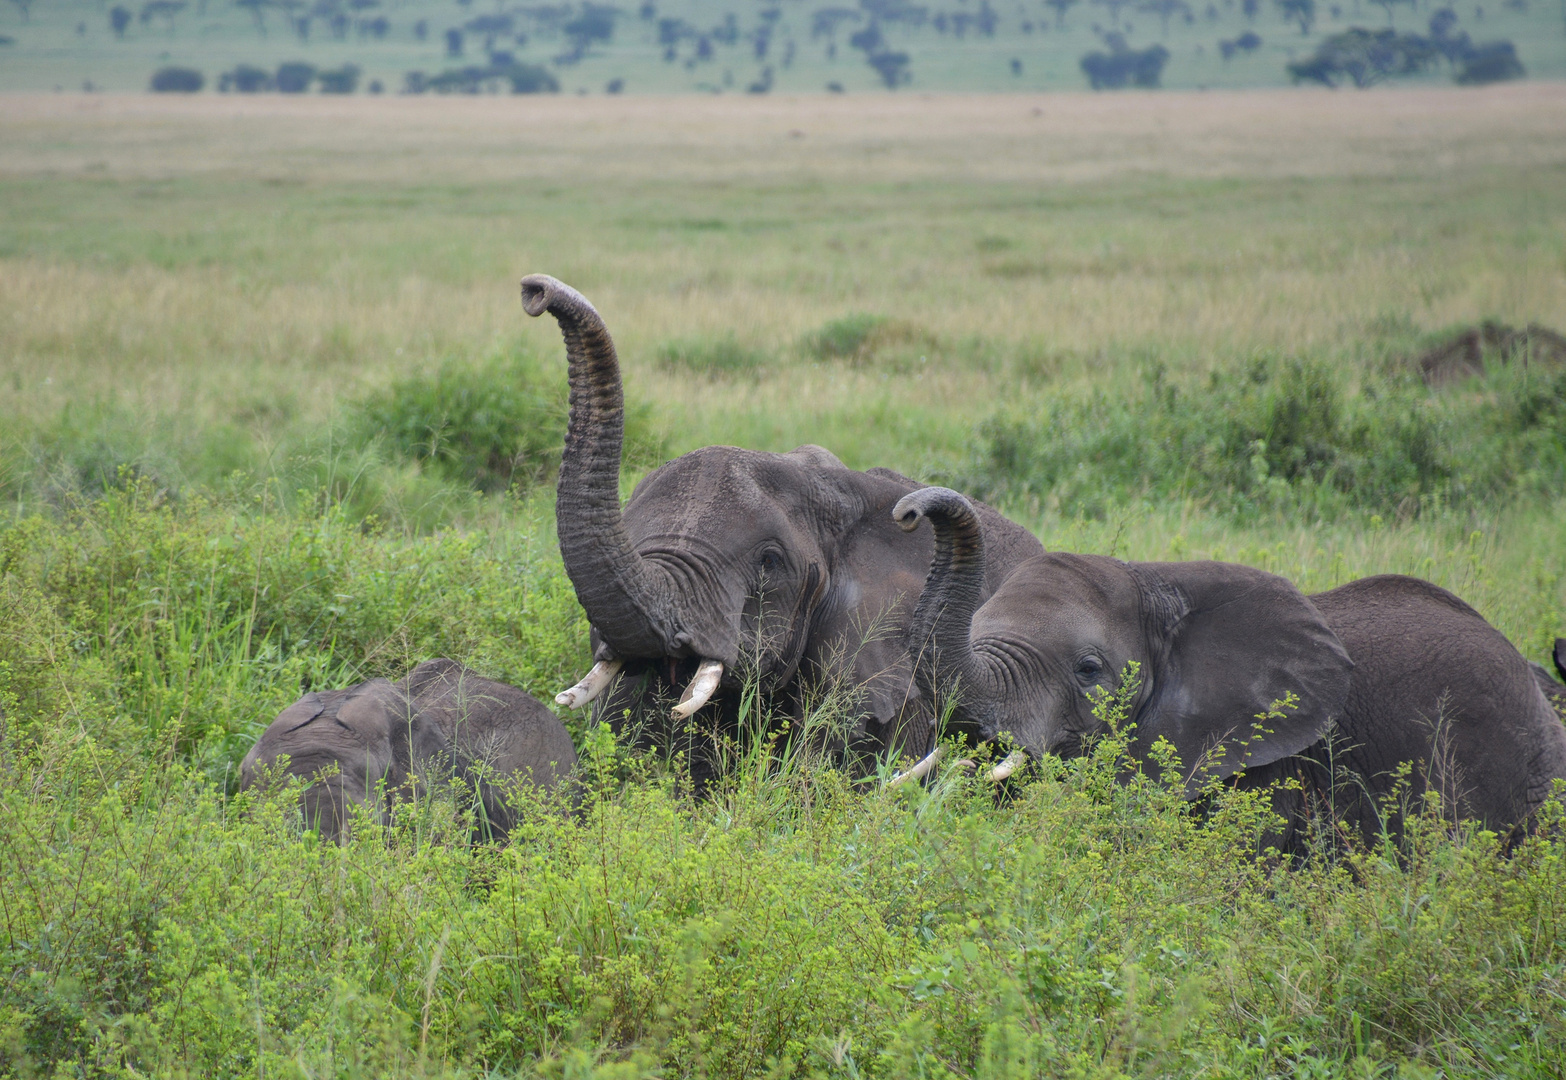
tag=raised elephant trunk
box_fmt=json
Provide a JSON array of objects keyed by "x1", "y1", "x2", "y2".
[
  {"x1": 522, "y1": 275, "x2": 674, "y2": 660},
  {"x1": 894, "y1": 487, "x2": 1005, "y2": 737}
]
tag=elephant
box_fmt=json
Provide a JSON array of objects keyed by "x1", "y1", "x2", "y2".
[
  {"x1": 240, "y1": 658, "x2": 577, "y2": 841},
  {"x1": 519, "y1": 275, "x2": 1044, "y2": 786},
  {"x1": 891, "y1": 486, "x2": 1566, "y2": 846}
]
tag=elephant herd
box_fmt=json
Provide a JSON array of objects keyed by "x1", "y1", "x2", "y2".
[{"x1": 241, "y1": 275, "x2": 1566, "y2": 851}]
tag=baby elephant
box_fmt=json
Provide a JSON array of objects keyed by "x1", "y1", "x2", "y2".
[
  {"x1": 893, "y1": 487, "x2": 1566, "y2": 847},
  {"x1": 240, "y1": 658, "x2": 577, "y2": 841}
]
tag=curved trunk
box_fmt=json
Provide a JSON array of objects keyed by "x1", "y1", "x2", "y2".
[
  {"x1": 522, "y1": 275, "x2": 673, "y2": 657},
  {"x1": 894, "y1": 487, "x2": 1004, "y2": 733}
]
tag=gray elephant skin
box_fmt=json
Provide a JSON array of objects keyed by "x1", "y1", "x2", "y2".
[
  {"x1": 240, "y1": 658, "x2": 577, "y2": 840},
  {"x1": 895, "y1": 486, "x2": 1566, "y2": 845},
  {"x1": 520, "y1": 275, "x2": 1044, "y2": 785}
]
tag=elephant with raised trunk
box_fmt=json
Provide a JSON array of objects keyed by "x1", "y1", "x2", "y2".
[
  {"x1": 520, "y1": 275, "x2": 1044, "y2": 785},
  {"x1": 893, "y1": 486, "x2": 1566, "y2": 845}
]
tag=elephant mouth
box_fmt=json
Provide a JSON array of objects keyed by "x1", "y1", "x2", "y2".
[
  {"x1": 886, "y1": 744, "x2": 1028, "y2": 787},
  {"x1": 556, "y1": 654, "x2": 726, "y2": 719}
]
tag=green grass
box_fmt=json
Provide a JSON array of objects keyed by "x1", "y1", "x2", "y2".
[{"x1": 2, "y1": 92, "x2": 1566, "y2": 1076}]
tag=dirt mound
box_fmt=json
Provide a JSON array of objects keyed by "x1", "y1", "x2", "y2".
[{"x1": 1415, "y1": 321, "x2": 1566, "y2": 388}]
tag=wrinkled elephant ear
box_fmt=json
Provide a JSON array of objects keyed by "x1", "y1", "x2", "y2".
[{"x1": 1128, "y1": 561, "x2": 1352, "y2": 790}]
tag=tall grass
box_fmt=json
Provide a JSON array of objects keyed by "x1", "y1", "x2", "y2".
[{"x1": 2, "y1": 95, "x2": 1566, "y2": 1077}]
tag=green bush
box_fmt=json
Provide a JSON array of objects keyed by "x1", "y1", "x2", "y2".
[
  {"x1": 950, "y1": 355, "x2": 1566, "y2": 521},
  {"x1": 805, "y1": 313, "x2": 889, "y2": 360},
  {"x1": 351, "y1": 348, "x2": 664, "y2": 494}
]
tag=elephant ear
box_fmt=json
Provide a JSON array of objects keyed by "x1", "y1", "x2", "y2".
[{"x1": 1127, "y1": 561, "x2": 1352, "y2": 790}]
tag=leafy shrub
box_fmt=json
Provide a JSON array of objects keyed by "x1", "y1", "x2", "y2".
[
  {"x1": 946, "y1": 355, "x2": 1566, "y2": 520},
  {"x1": 805, "y1": 313, "x2": 890, "y2": 359},
  {"x1": 351, "y1": 348, "x2": 662, "y2": 493},
  {"x1": 149, "y1": 66, "x2": 203, "y2": 92},
  {"x1": 655, "y1": 334, "x2": 768, "y2": 378}
]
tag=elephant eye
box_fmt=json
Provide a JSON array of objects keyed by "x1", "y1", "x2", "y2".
[
  {"x1": 1075, "y1": 655, "x2": 1105, "y2": 681},
  {"x1": 758, "y1": 550, "x2": 785, "y2": 574}
]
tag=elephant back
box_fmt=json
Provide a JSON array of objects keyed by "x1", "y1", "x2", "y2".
[{"x1": 1310, "y1": 574, "x2": 1566, "y2": 834}]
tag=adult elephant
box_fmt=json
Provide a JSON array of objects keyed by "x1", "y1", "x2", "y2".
[
  {"x1": 241, "y1": 659, "x2": 577, "y2": 841},
  {"x1": 891, "y1": 486, "x2": 1566, "y2": 845},
  {"x1": 520, "y1": 275, "x2": 1043, "y2": 785}
]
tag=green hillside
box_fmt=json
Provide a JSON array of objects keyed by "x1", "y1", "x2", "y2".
[{"x1": 0, "y1": 0, "x2": 1562, "y2": 94}]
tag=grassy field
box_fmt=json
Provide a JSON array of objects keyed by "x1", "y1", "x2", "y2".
[
  {"x1": 2, "y1": 87, "x2": 1566, "y2": 1077},
  {"x1": 1, "y1": 0, "x2": 1563, "y2": 94}
]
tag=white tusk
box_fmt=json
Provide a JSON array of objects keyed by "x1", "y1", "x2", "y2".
[
  {"x1": 671, "y1": 659, "x2": 724, "y2": 720},
  {"x1": 555, "y1": 659, "x2": 623, "y2": 709},
  {"x1": 888, "y1": 746, "x2": 944, "y2": 788},
  {"x1": 989, "y1": 751, "x2": 1027, "y2": 782}
]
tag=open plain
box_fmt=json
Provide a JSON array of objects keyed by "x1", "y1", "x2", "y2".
[{"x1": 2, "y1": 85, "x2": 1566, "y2": 1077}]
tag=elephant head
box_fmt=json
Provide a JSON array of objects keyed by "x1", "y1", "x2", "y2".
[
  {"x1": 240, "y1": 659, "x2": 577, "y2": 840},
  {"x1": 522, "y1": 276, "x2": 1043, "y2": 780},
  {"x1": 893, "y1": 487, "x2": 1353, "y2": 790}
]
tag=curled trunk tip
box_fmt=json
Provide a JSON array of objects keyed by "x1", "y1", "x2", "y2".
[
  {"x1": 520, "y1": 274, "x2": 597, "y2": 321},
  {"x1": 892, "y1": 487, "x2": 983, "y2": 542}
]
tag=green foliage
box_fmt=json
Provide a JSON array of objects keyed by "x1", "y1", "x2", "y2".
[
  {"x1": 951, "y1": 355, "x2": 1566, "y2": 521},
  {"x1": 350, "y1": 347, "x2": 663, "y2": 494},
  {"x1": 805, "y1": 313, "x2": 890, "y2": 360}
]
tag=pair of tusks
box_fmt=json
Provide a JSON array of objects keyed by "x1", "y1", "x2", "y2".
[
  {"x1": 887, "y1": 747, "x2": 1027, "y2": 787},
  {"x1": 554, "y1": 657, "x2": 725, "y2": 720}
]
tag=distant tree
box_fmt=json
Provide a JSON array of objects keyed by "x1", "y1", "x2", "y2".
[
  {"x1": 413, "y1": 18, "x2": 427, "y2": 40},
  {"x1": 1080, "y1": 33, "x2": 1170, "y2": 85},
  {"x1": 866, "y1": 47, "x2": 910, "y2": 85},
  {"x1": 1010, "y1": 56, "x2": 1023, "y2": 74},
  {"x1": 150, "y1": 65, "x2": 204, "y2": 91},
  {"x1": 219, "y1": 62, "x2": 273, "y2": 90},
  {"x1": 317, "y1": 63, "x2": 360, "y2": 92},
  {"x1": 746, "y1": 64, "x2": 773, "y2": 92},
  {"x1": 1287, "y1": 26, "x2": 1437, "y2": 84},
  {"x1": 1454, "y1": 39, "x2": 1523, "y2": 82},
  {"x1": 7, "y1": 0, "x2": 33, "y2": 23},
  {"x1": 445, "y1": 27, "x2": 463, "y2": 56},
  {"x1": 465, "y1": 13, "x2": 512, "y2": 51},
  {"x1": 1242, "y1": 0, "x2": 1259, "y2": 18},
  {"x1": 275, "y1": 60, "x2": 316, "y2": 91},
  {"x1": 606, "y1": 76, "x2": 624, "y2": 93},
  {"x1": 1045, "y1": 0, "x2": 1080, "y2": 26},
  {"x1": 1139, "y1": 0, "x2": 1192, "y2": 34},
  {"x1": 504, "y1": 62, "x2": 558, "y2": 92},
  {"x1": 110, "y1": 5, "x2": 133, "y2": 37},
  {"x1": 1275, "y1": 0, "x2": 1315, "y2": 32},
  {"x1": 563, "y1": 2, "x2": 617, "y2": 49}
]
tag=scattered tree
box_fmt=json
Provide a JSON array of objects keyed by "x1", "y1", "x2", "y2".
[
  {"x1": 275, "y1": 60, "x2": 316, "y2": 91},
  {"x1": 1080, "y1": 33, "x2": 1170, "y2": 86},
  {"x1": 1046, "y1": 0, "x2": 1080, "y2": 26},
  {"x1": 150, "y1": 65, "x2": 204, "y2": 91},
  {"x1": 1139, "y1": 0, "x2": 1192, "y2": 34},
  {"x1": 219, "y1": 62, "x2": 273, "y2": 90},
  {"x1": 110, "y1": 5, "x2": 133, "y2": 37},
  {"x1": 317, "y1": 63, "x2": 360, "y2": 92}
]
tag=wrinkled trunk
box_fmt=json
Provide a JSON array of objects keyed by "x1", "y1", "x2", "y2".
[
  {"x1": 895, "y1": 487, "x2": 1004, "y2": 733},
  {"x1": 522, "y1": 275, "x2": 673, "y2": 657}
]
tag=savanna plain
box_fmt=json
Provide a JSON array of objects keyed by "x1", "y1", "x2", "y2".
[{"x1": 3, "y1": 86, "x2": 1566, "y2": 1078}]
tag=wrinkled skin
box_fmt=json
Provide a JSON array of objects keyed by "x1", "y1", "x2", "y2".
[
  {"x1": 240, "y1": 659, "x2": 577, "y2": 840},
  {"x1": 521, "y1": 275, "x2": 1042, "y2": 785},
  {"x1": 897, "y1": 487, "x2": 1566, "y2": 846}
]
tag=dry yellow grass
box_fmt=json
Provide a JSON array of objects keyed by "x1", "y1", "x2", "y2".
[{"x1": 5, "y1": 85, "x2": 1566, "y2": 183}]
